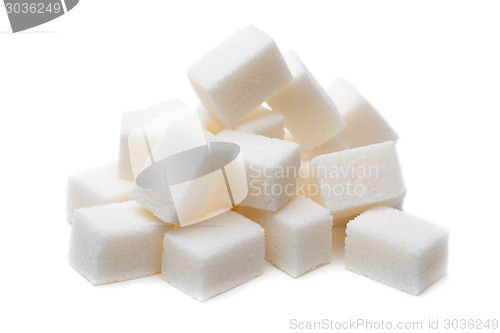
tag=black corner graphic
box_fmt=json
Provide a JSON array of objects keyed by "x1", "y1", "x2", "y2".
[{"x1": 4, "y1": 0, "x2": 79, "y2": 33}]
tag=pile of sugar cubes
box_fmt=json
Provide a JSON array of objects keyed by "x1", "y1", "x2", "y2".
[{"x1": 67, "y1": 25, "x2": 449, "y2": 301}]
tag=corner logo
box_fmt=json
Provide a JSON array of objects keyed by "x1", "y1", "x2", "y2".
[{"x1": 4, "y1": 0, "x2": 79, "y2": 33}]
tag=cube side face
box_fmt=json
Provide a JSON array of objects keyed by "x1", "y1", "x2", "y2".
[
  {"x1": 92, "y1": 227, "x2": 166, "y2": 284},
  {"x1": 338, "y1": 102, "x2": 398, "y2": 149},
  {"x1": 68, "y1": 213, "x2": 104, "y2": 284},
  {"x1": 69, "y1": 202, "x2": 170, "y2": 285},
  {"x1": 414, "y1": 234, "x2": 449, "y2": 295},
  {"x1": 200, "y1": 229, "x2": 265, "y2": 301},
  {"x1": 293, "y1": 216, "x2": 333, "y2": 277},
  {"x1": 259, "y1": 114, "x2": 286, "y2": 139},
  {"x1": 259, "y1": 214, "x2": 298, "y2": 276},
  {"x1": 189, "y1": 78, "x2": 223, "y2": 127},
  {"x1": 241, "y1": 147, "x2": 300, "y2": 211},
  {"x1": 272, "y1": 148, "x2": 301, "y2": 209},
  {"x1": 197, "y1": 105, "x2": 225, "y2": 135},
  {"x1": 345, "y1": 230, "x2": 417, "y2": 294},
  {"x1": 311, "y1": 142, "x2": 406, "y2": 218},
  {"x1": 239, "y1": 199, "x2": 332, "y2": 278},
  {"x1": 161, "y1": 236, "x2": 205, "y2": 301},
  {"x1": 130, "y1": 185, "x2": 178, "y2": 224}
]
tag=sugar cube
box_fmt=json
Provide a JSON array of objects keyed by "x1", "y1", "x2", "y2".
[
  {"x1": 345, "y1": 207, "x2": 449, "y2": 295},
  {"x1": 327, "y1": 77, "x2": 398, "y2": 148},
  {"x1": 282, "y1": 129, "x2": 346, "y2": 161},
  {"x1": 161, "y1": 210, "x2": 265, "y2": 301},
  {"x1": 198, "y1": 105, "x2": 285, "y2": 139},
  {"x1": 239, "y1": 195, "x2": 332, "y2": 278},
  {"x1": 267, "y1": 51, "x2": 346, "y2": 151},
  {"x1": 66, "y1": 161, "x2": 134, "y2": 223},
  {"x1": 301, "y1": 136, "x2": 346, "y2": 161},
  {"x1": 118, "y1": 99, "x2": 187, "y2": 179},
  {"x1": 130, "y1": 119, "x2": 209, "y2": 224},
  {"x1": 234, "y1": 106, "x2": 285, "y2": 139},
  {"x1": 215, "y1": 129, "x2": 300, "y2": 211},
  {"x1": 307, "y1": 141, "x2": 406, "y2": 219},
  {"x1": 69, "y1": 201, "x2": 171, "y2": 285},
  {"x1": 197, "y1": 104, "x2": 225, "y2": 134},
  {"x1": 187, "y1": 25, "x2": 292, "y2": 127}
]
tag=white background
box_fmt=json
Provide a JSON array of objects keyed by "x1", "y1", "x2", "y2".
[{"x1": 1, "y1": 1, "x2": 499, "y2": 332}]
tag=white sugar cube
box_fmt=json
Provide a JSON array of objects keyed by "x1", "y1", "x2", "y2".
[
  {"x1": 345, "y1": 207, "x2": 449, "y2": 295},
  {"x1": 118, "y1": 99, "x2": 187, "y2": 179},
  {"x1": 308, "y1": 141, "x2": 405, "y2": 220},
  {"x1": 234, "y1": 106, "x2": 285, "y2": 139},
  {"x1": 130, "y1": 119, "x2": 208, "y2": 224},
  {"x1": 69, "y1": 201, "x2": 171, "y2": 285},
  {"x1": 187, "y1": 25, "x2": 292, "y2": 127},
  {"x1": 281, "y1": 129, "x2": 346, "y2": 161},
  {"x1": 130, "y1": 185, "x2": 177, "y2": 224},
  {"x1": 161, "y1": 211, "x2": 265, "y2": 301},
  {"x1": 198, "y1": 105, "x2": 285, "y2": 139},
  {"x1": 215, "y1": 129, "x2": 300, "y2": 211},
  {"x1": 66, "y1": 161, "x2": 134, "y2": 223},
  {"x1": 197, "y1": 104, "x2": 225, "y2": 134},
  {"x1": 327, "y1": 77, "x2": 398, "y2": 148},
  {"x1": 267, "y1": 51, "x2": 346, "y2": 151},
  {"x1": 239, "y1": 195, "x2": 332, "y2": 278},
  {"x1": 301, "y1": 136, "x2": 346, "y2": 161}
]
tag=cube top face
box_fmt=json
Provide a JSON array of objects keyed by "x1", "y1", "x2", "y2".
[
  {"x1": 271, "y1": 195, "x2": 332, "y2": 229},
  {"x1": 215, "y1": 129, "x2": 300, "y2": 167},
  {"x1": 69, "y1": 161, "x2": 133, "y2": 198},
  {"x1": 73, "y1": 201, "x2": 168, "y2": 235},
  {"x1": 310, "y1": 141, "x2": 405, "y2": 217},
  {"x1": 348, "y1": 207, "x2": 449, "y2": 254},
  {"x1": 187, "y1": 25, "x2": 279, "y2": 89},
  {"x1": 163, "y1": 211, "x2": 264, "y2": 256}
]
